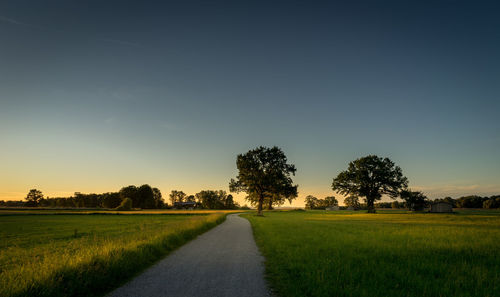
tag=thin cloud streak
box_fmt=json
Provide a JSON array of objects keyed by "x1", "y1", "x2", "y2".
[{"x1": 0, "y1": 16, "x2": 28, "y2": 26}]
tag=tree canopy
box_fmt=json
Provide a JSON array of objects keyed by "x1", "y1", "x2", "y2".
[
  {"x1": 305, "y1": 195, "x2": 338, "y2": 210},
  {"x1": 195, "y1": 190, "x2": 236, "y2": 209},
  {"x1": 25, "y1": 189, "x2": 43, "y2": 207},
  {"x1": 332, "y1": 155, "x2": 408, "y2": 213},
  {"x1": 400, "y1": 189, "x2": 428, "y2": 211},
  {"x1": 169, "y1": 190, "x2": 187, "y2": 205},
  {"x1": 343, "y1": 196, "x2": 361, "y2": 209},
  {"x1": 229, "y1": 146, "x2": 298, "y2": 215}
]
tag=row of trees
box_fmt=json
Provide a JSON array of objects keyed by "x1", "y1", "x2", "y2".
[
  {"x1": 12, "y1": 186, "x2": 243, "y2": 210},
  {"x1": 4, "y1": 147, "x2": 498, "y2": 212},
  {"x1": 228, "y1": 148, "x2": 418, "y2": 214},
  {"x1": 432, "y1": 195, "x2": 500, "y2": 209},
  {"x1": 346, "y1": 195, "x2": 500, "y2": 210},
  {"x1": 168, "y1": 189, "x2": 240, "y2": 209},
  {"x1": 304, "y1": 195, "x2": 338, "y2": 210},
  {"x1": 229, "y1": 147, "x2": 500, "y2": 214},
  {"x1": 20, "y1": 185, "x2": 164, "y2": 209}
]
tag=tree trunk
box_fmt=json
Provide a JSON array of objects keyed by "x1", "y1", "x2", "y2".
[
  {"x1": 267, "y1": 197, "x2": 273, "y2": 210},
  {"x1": 367, "y1": 197, "x2": 376, "y2": 213},
  {"x1": 257, "y1": 194, "x2": 264, "y2": 216}
]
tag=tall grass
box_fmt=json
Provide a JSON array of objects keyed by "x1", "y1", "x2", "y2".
[
  {"x1": 243, "y1": 210, "x2": 500, "y2": 297},
  {"x1": 0, "y1": 213, "x2": 226, "y2": 297}
]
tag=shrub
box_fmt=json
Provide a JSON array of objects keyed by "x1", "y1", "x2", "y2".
[
  {"x1": 115, "y1": 198, "x2": 133, "y2": 211},
  {"x1": 483, "y1": 198, "x2": 500, "y2": 209}
]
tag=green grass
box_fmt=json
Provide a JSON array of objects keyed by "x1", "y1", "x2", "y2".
[
  {"x1": 243, "y1": 210, "x2": 500, "y2": 297},
  {"x1": 0, "y1": 212, "x2": 227, "y2": 297}
]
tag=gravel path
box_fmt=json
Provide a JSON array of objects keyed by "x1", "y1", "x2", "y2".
[{"x1": 107, "y1": 214, "x2": 270, "y2": 297}]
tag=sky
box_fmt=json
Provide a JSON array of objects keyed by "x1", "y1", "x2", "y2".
[{"x1": 1, "y1": 0, "x2": 499, "y2": 206}]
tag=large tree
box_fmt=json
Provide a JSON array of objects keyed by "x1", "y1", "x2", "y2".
[
  {"x1": 343, "y1": 195, "x2": 361, "y2": 209},
  {"x1": 332, "y1": 155, "x2": 408, "y2": 213},
  {"x1": 137, "y1": 184, "x2": 156, "y2": 209},
  {"x1": 195, "y1": 190, "x2": 227, "y2": 209},
  {"x1": 25, "y1": 189, "x2": 43, "y2": 207},
  {"x1": 169, "y1": 190, "x2": 186, "y2": 205},
  {"x1": 152, "y1": 187, "x2": 164, "y2": 208},
  {"x1": 229, "y1": 146, "x2": 298, "y2": 215},
  {"x1": 304, "y1": 195, "x2": 319, "y2": 209},
  {"x1": 400, "y1": 189, "x2": 428, "y2": 211}
]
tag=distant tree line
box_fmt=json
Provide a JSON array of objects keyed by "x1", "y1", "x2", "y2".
[
  {"x1": 304, "y1": 195, "x2": 338, "y2": 210},
  {"x1": 9, "y1": 185, "x2": 165, "y2": 209},
  {"x1": 167, "y1": 189, "x2": 241, "y2": 209},
  {"x1": 1, "y1": 186, "x2": 248, "y2": 210},
  {"x1": 373, "y1": 195, "x2": 500, "y2": 209}
]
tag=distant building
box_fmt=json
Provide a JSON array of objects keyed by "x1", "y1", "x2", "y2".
[
  {"x1": 429, "y1": 202, "x2": 453, "y2": 213},
  {"x1": 325, "y1": 206, "x2": 339, "y2": 211},
  {"x1": 173, "y1": 201, "x2": 197, "y2": 209}
]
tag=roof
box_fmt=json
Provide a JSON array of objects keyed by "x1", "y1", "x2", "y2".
[
  {"x1": 431, "y1": 201, "x2": 453, "y2": 205},
  {"x1": 174, "y1": 201, "x2": 196, "y2": 205}
]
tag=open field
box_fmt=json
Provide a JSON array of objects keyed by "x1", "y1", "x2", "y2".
[
  {"x1": 0, "y1": 212, "x2": 229, "y2": 297},
  {"x1": 243, "y1": 210, "x2": 500, "y2": 297}
]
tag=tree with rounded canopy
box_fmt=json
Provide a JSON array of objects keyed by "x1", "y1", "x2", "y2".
[
  {"x1": 304, "y1": 195, "x2": 319, "y2": 209},
  {"x1": 229, "y1": 146, "x2": 298, "y2": 216},
  {"x1": 332, "y1": 155, "x2": 408, "y2": 213},
  {"x1": 25, "y1": 189, "x2": 43, "y2": 207},
  {"x1": 324, "y1": 196, "x2": 338, "y2": 206},
  {"x1": 169, "y1": 190, "x2": 186, "y2": 205},
  {"x1": 343, "y1": 195, "x2": 360, "y2": 209},
  {"x1": 400, "y1": 189, "x2": 428, "y2": 211}
]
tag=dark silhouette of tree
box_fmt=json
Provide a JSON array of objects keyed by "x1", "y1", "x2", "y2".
[
  {"x1": 185, "y1": 195, "x2": 196, "y2": 203},
  {"x1": 152, "y1": 187, "x2": 164, "y2": 208},
  {"x1": 195, "y1": 190, "x2": 228, "y2": 209},
  {"x1": 25, "y1": 189, "x2": 43, "y2": 207},
  {"x1": 115, "y1": 197, "x2": 133, "y2": 211},
  {"x1": 265, "y1": 185, "x2": 298, "y2": 210},
  {"x1": 400, "y1": 189, "x2": 428, "y2": 211},
  {"x1": 305, "y1": 195, "x2": 338, "y2": 209},
  {"x1": 119, "y1": 185, "x2": 139, "y2": 207},
  {"x1": 391, "y1": 201, "x2": 401, "y2": 209},
  {"x1": 304, "y1": 195, "x2": 319, "y2": 209},
  {"x1": 225, "y1": 194, "x2": 236, "y2": 209},
  {"x1": 230, "y1": 146, "x2": 298, "y2": 215},
  {"x1": 332, "y1": 155, "x2": 408, "y2": 213},
  {"x1": 169, "y1": 190, "x2": 186, "y2": 205},
  {"x1": 343, "y1": 196, "x2": 361, "y2": 209},
  {"x1": 137, "y1": 184, "x2": 156, "y2": 209},
  {"x1": 324, "y1": 196, "x2": 338, "y2": 206},
  {"x1": 456, "y1": 195, "x2": 485, "y2": 208},
  {"x1": 101, "y1": 192, "x2": 122, "y2": 208}
]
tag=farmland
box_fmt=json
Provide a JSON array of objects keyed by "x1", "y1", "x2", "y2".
[
  {"x1": 0, "y1": 211, "x2": 232, "y2": 297},
  {"x1": 244, "y1": 210, "x2": 500, "y2": 297}
]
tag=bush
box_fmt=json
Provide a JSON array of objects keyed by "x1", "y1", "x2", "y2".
[
  {"x1": 115, "y1": 198, "x2": 133, "y2": 211},
  {"x1": 483, "y1": 198, "x2": 500, "y2": 209}
]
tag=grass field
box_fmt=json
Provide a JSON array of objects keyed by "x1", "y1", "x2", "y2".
[
  {"x1": 0, "y1": 211, "x2": 230, "y2": 297},
  {"x1": 243, "y1": 210, "x2": 500, "y2": 297}
]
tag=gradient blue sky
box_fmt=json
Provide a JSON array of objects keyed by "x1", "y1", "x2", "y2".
[{"x1": 1, "y1": 0, "x2": 499, "y2": 205}]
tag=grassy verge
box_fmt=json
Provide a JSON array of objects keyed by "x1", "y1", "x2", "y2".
[
  {"x1": 243, "y1": 210, "x2": 500, "y2": 297},
  {"x1": 0, "y1": 212, "x2": 228, "y2": 297}
]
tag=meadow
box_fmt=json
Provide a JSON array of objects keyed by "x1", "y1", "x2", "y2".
[
  {"x1": 0, "y1": 211, "x2": 232, "y2": 297},
  {"x1": 243, "y1": 210, "x2": 500, "y2": 297}
]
